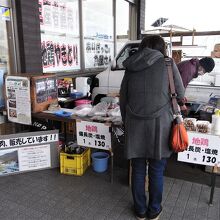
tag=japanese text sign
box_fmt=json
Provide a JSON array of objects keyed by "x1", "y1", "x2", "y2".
[
  {"x1": 178, "y1": 132, "x2": 220, "y2": 167},
  {"x1": 0, "y1": 133, "x2": 58, "y2": 149},
  {"x1": 76, "y1": 121, "x2": 111, "y2": 150}
]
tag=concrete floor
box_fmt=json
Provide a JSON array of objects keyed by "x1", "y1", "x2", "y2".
[{"x1": 0, "y1": 167, "x2": 219, "y2": 220}]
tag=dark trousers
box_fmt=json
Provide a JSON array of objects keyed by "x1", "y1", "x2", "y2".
[{"x1": 131, "y1": 158, "x2": 167, "y2": 216}]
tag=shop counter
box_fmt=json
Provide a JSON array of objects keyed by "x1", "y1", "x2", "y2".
[{"x1": 32, "y1": 111, "x2": 123, "y2": 183}]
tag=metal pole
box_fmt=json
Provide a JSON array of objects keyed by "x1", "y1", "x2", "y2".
[{"x1": 209, "y1": 166, "x2": 218, "y2": 206}]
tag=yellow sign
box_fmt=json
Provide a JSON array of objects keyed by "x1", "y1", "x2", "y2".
[{"x1": 1, "y1": 7, "x2": 10, "y2": 21}]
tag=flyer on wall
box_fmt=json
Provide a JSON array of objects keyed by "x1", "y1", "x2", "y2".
[
  {"x1": 5, "y1": 76, "x2": 32, "y2": 125},
  {"x1": 18, "y1": 144, "x2": 51, "y2": 171}
]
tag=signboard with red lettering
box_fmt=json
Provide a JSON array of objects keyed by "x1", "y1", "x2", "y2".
[
  {"x1": 178, "y1": 132, "x2": 220, "y2": 167},
  {"x1": 76, "y1": 121, "x2": 111, "y2": 150}
]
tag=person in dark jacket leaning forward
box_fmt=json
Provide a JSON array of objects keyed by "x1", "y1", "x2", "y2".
[
  {"x1": 177, "y1": 57, "x2": 215, "y2": 88},
  {"x1": 120, "y1": 35, "x2": 185, "y2": 220}
]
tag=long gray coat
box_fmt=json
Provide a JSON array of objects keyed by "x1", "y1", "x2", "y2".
[{"x1": 120, "y1": 48, "x2": 185, "y2": 160}]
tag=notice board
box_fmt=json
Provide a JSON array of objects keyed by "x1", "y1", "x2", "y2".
[{"x1": 0, "y1": 130, "x2": 59, "y2": 176}]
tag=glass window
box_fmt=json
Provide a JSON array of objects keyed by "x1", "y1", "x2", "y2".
[
  {"x1": 39, "y1": 0, "x2": 80, "y2": 73},
  {"x1": 0, "y1": 6, "x2": 10, "y2": 107},
  {"x1": 116, "y1": 0, "x2": 129, "y2": 53},
  {"x1": 115, "y1": 43, "x2": 139, "y2": 70},
  {"x1": 83, "y1": 0, "x2": 113, "y2": 69}
]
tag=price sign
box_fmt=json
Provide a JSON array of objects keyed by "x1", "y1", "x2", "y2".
[
  {"x1": 178, "y1": 132, "x2": 220, "y2": 167},
  {"x1": 76, "y1": 121, "x2": 111, "y2": 150}
]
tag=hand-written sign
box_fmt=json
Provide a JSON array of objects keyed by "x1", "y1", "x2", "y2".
[
  {"x1": 0, "y1": 133, "x2": 58, "y2": 149},
  {"x1": 178, "y1": 132, "x2": 220, "y2": 167},
  {"x1": 76, "y1": 121, "x2": 111, "y2": 150}
]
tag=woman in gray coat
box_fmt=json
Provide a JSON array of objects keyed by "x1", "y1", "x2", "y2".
[{"x1": 120, "y1": 35, "x2": 185, "y2": 220}]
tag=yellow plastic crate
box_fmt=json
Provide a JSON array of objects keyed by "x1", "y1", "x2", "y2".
[{"x1": 60, "y1": 148, "x2": 91, "y2": 176}]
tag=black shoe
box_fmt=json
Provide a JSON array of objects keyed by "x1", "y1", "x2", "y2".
[
  {"x1": 147, "y1": 207, "x2": 162, "y2": 220},
  {"x1": 135, "y1": 211, "x2": 146, "y2": 220}
]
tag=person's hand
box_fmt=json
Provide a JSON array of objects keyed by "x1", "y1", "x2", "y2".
[
  {"x1": 180, "y1": 104, "x2": 187, "y2": 111},
  {"x1": 180, "y1": 104, "x2": 189, "y2": 117}
]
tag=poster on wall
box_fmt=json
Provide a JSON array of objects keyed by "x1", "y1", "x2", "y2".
[
  {"x1": 39, "y1": 0, "x2": 79, "y2": 35},
  {"x1": 35, "y1": 77, "x2": 57, "y2": 103},
  {"x1": 84, "y1": 39, "x2": 113, "y2": 68},
  {"x1": 41, "y1": 35, "x2": 80, "y2": 72},
  {"x1": 83, "y1": 7, "x2": 113, "y2": 68},
  {"x1": 5, "y1": 76, "x2": 31, "y2": 125}
]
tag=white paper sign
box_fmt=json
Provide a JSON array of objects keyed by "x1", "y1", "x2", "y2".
[
  {"x1": 18, "y1": 144, "x2": 51, "y2": 171},
  {"x1": 76, "y1": 121, "x2": 111, "y2": 150},
  {"x1": 41, "y1": 35, "x2": 80, "y2": 72},
  {"x1": 178, "y1": 132, "x2": 220, "y2": 167},
  {"x1": 6, "y1": 76, "x2": 32, "y2": 125}
]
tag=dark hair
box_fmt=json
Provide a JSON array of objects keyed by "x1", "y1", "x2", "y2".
[
  {"x1": 139, "y1": 35, "x2": 166, "y2": 56},
  {"x1": 199, "y1": 57, "x2": 215, "y2": 73}
]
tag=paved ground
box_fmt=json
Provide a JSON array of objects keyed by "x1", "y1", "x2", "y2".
[{"x1": 0, "y1": 167, "x2": 219, "y2": 220}]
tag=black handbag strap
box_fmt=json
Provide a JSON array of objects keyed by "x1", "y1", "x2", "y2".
[{"x1": 165, "y1": 57, "x2": 180, "y2": 115}]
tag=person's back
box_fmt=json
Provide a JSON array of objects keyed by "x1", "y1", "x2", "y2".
[
  {"x1": 123, "y1": 48, "x2": 169, "y2": 118},
  {"x1": 120, "y1": 35, "x2": 185, "y2": 220}
]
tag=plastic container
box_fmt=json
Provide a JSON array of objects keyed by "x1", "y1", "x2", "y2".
[
  {"x1": 212, "y1": 109, "x2": 220, "y2": 135},
  {"x1": 60, "y1": 148, "x2": 91, "y2": 176},
  {"x1": 183, "y1": 118, "x2": 197, "y2": 131},
  {"x1": 196, "y1": 120, "x2": 211, "y2": 133},
  {"x1": 54, "y1": 110, "x2": 72, "y2": 117},
  {"x1": 75, "y1": 99, "x2": 92, "y2": 107},
  {"x1": 70, "y1": 91, "x2": 83, "y2": 99},
  {"x1": 91, "y1": 152, "x2": 109, "y2": 173}
]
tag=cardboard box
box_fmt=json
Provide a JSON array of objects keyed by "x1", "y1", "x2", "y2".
[{"x1": 30, "y1": 74, "x2": 58, "y2": 113}]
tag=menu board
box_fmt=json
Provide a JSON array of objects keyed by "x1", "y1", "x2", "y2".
[
  {"x1": 178, "y1": 132, "x2": 220, "y2": 167},
  {"x1": 5, "y1": 76, "x2": 32, "y2": 125},
  {"x1": 76, "y1": 120, "x2": 111, "y2": 150}
]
